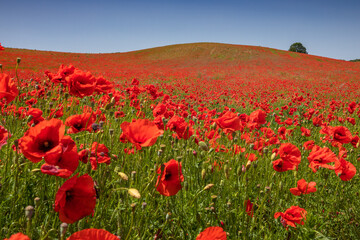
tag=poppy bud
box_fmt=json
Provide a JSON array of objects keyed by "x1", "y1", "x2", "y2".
[
  {"x1": 194, "y1": 164, "x2": 205, "y2": 178},
  {"x1": 109, "y1": 129, "x2": 114, "y2": 135},
  {"x1": 0, "y1": 64, "x2": 2, "y2": 70},
  {"x1": 193, "y1": 150, "x2": 197, "y2": 156},
  {"x1": 130, "y1": 203, "x2": 136, "y2": 212},
  {"x1": 105, "y1": 102, "x2": 114, "y2": 110},
  {"x1": 92, "y1": 123, "x2": 100, "y2": 131},
  {"x1": 204, "y1": 183, "x2": 214, "y2": 191},
  {"x1": 157, "y1": 150, "x2": 163, "y2": 156},
  {"x1": 246, "y1": 160, "x2": 251, "y2": 170},
  {"x1": 131, "y1": 171, "x2": 136, "y2": 180},
  {"x1": 237, "y1": 166, "x2": 242, "y2": 176},
  {"x1": 271, "y1": 152, "x2": 276, "y2": 160},
  {"x1": 25, "y1": 205, "x2": 34, "y2": 220},
  {"x1": 128, "y1": 188, "x2": 141, "y2": 199},
  {"x1": 211, "y1": 195, "x2": 217, "y2": 203},
  {"x1": 34, "y1": 197, "x2": 40, "y2": 207},
  {"x1": 224, "y1": 165, "x2": 229, "y2": 179},
  {"x1": 142, "y1": 202, "x2": 147, "y2": 209},
  {"x1": 110, "y1": 97, "x2": 115, "y2": 104},
  {"x1": 60, "y1": 223, "x2": 68, "y2": 237},
  {"x1": 118, "y1": 172, "x2": 128, "y2": 181},
  {"x1": 199, "y1": 141, "x2": 209, "y2": 151},
  {"x1": 16, "y1": 57, "x2": 21, "y2": 64}
]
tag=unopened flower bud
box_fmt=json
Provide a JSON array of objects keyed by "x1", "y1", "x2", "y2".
[
  {"x1": 109, "y1": 129, "x2": 114, "y2": 135},
  {"x1": 199, "y1": 141, "x2": 209, "y2": 151},
  {"x1": 166, "y1": 212, "x2": 172, "y2": 220},
  {"x1": 34, "y1": 197, "x2": 40, "y2": 207},
  {"x1": 204, "y1": 183, "x2": 214, "y2": 191},
  {"x1": 60, "y1": 223, "x2": 68, "y2": 237},
  {"x1": 16, "y1": 57, "x2": 21, "y2": 64},
  {"x1": 25, "y1": 206, "x2": 34, "y2": 220},
  {"x1": 201, "y1": 169, "x2": 206, "y2": 180},
  {"x1": 245, "y1": 160, "x2": 251, "y2": 170}
]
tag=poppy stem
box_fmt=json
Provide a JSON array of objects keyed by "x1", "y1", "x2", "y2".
[{"x1": 125, "y1": 208, "x2": 135, "y2": 240}]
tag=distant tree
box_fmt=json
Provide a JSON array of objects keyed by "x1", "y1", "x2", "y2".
[
  {"x1": 349, "y1": 59, "x2": 360, "y2": 62},
  {"x1": 289, "y1": 42, "x2": 308, "y2": 54}
]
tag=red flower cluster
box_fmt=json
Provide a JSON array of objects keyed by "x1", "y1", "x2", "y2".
[
  {"x1": 290, "y1": 179, "x2": 317, "y2": 196},
  {"x1": 272, "y1": 143, "x2": 301, "y2": 172},
  {"x1": 19, "y1": 118, "x2": 79, "y2": 177}
]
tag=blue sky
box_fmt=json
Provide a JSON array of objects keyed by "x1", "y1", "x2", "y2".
[{"x1": 1, "y1": 0, "x2": 360, "y2": 60}]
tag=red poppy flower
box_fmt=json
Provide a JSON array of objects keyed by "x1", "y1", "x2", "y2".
[
  {"x1": 274, "y1": 206, "x2": 307, "y2": 230},
  {"x1": 94, "y1": 76, "x2": 114, "y2": 94},
  {"x1": 290, "y1": 179, "x2": 317, "y2": 196},
  {"x1": 272, "y1": 143, "x2": 301, "y2": 172},
  {"x1": 196, "y1": 226, "x2": 227, "y2": 240},
  {"x1": 249, "y1": 109, "x2": 267, "y2": 128},
  {"x1": 4, "y1": 233, "x2": 30, "y2": 240},
  {"x1": 43, "y1": 136, "x2": 79, "y2": 174},
  {"x1": 41, "y1": 164, "x2": 73, "y2": 178},
  {"x1": 0, "y1": 125, "x2": 10, "y2": 149},
  {"x1": 27, "y1": 107, "x2": 44, "y2": 126},
  {"x1": 167, "y1": 115, "x2": 194, "y2": 140},
  {"x1": 0, "y1": 43, "x2": 4, "y2": 51},
  {"x1": 330, "y1": 126, "x2": 352, "y2": 144},
  {"x1": 213, "y1": 111, "x2": 241, "y2": 132},
  {"x1": 245, "y1": 199, "x2": 254, "y2": 217},
  {"x1": 89, "y1": 142, "x2": 111, "y2": 170},
  {"x1": 307, "y1": 146, "x2": 337, "y2": 172},
  {"x1": 45, "y1": 64, "x2": 75, "y2": 84},
  {"x1": 120, "y1": 119, "x2": 163, "y2": 150},
  {"x1": 67, "y1": 228, "x2": 119, "y2": 240},
  {"x1": 0, "y1": 73, "x2": 19, "y2": 103},
  {"x1": 334, "y1": 157, "x2": 356, "y2": 181},
  {"x1": 66, "y1": 69, "x2": 96, "y2": 98},
  {"x1": 156, "y1": 159, "x2": 184, "y2": 196},
  {"x1": 19, "y1": 118, "x2": 65, "y2": 163},
  {"x1": 65, "y1": 112, "x2": 95, "y2": 134},
  {"x1": 300, "y1": 127, "x2": 311, "y2": 137},
  {"x1": 303, "y1": 140, "x2": 315, "y2": 150},
  {"x1": 54, "y1": 174, "x2": 96, "y2": 223}
]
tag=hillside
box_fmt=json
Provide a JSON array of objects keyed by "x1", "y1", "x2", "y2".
[{"x1": 1, "y1": 42, "x2": 360, "y2": 103}]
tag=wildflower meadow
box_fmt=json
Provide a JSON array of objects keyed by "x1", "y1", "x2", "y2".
[{"x1": 1, "y1": 42, "x2": 360, "y2": 239}]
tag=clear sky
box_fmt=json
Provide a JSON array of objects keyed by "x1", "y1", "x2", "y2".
[{"x1": 1, "y1": 0, "x2": 360, "y2": 60}]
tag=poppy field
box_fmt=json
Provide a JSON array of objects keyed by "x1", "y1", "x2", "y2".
[{"x1": 1, "y1": 42, "x2": 360, "y2": 239}]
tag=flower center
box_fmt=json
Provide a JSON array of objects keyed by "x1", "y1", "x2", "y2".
[
  {"x1": 165, "y1": 172, "x2": 172, "y2": 180},
  {"x1": 39, "y1": 140, "x2": 53, "y2": 152}
]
